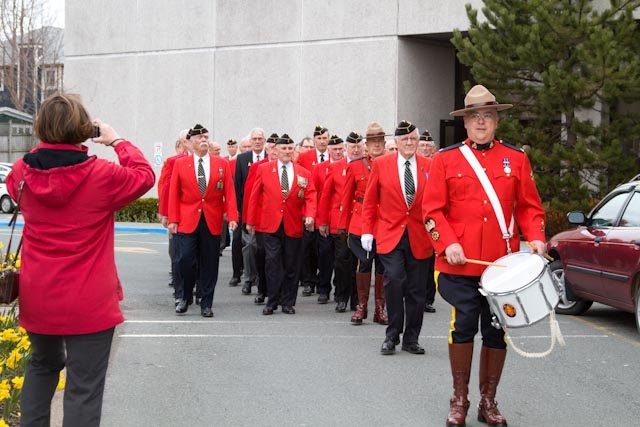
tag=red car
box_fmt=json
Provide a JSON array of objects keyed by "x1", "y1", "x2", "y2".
[{"x1": 547, "y1": 177, "x2": 640, "y2": 333}]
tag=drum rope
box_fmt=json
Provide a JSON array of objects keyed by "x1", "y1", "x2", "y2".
[{"x1": 503, "y1": 310, "x2": 566, "y2": 358}]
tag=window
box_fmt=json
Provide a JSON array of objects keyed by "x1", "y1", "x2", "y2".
[
  {"x1": 619, "y1": 192, "x2": 640, "y2": 227},
  {"x1": 0, "y1": 68, "x2": 4, "y2": 91},
  {"x1": 590, "y1": 192, "x2": 631, "y2": 227}
]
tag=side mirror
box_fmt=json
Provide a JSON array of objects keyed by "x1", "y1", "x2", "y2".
[{"x1": 567, "y1": 211, "x2": 587, "y2": 226}]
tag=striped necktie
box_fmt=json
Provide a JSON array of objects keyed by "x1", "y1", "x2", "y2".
[
  {"x1": 404, "y1": 160, "x2": 415, "y2": 206},
  {"x1": 281, "y1": 165, "x2": 289, "y2": 196},
  {"x1": 198, "y1": 158, "x2": 206, "y2": 195}
]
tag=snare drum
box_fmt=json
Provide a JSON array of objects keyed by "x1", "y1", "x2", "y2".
[{"x1": 480, "y1": 253, "x2": 560, "y2": 328}]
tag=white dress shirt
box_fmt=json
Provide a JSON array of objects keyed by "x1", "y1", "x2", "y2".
[
  {"x1": 194, "y1": 153, "x2": 211, "y2": 186},
  {"x1": 277, "y1": 160, "x2": 294, "y2": 192},
  {"x1": 316, "y1": 149, "x2": 328, "y2": 163},
  {"x1": 397, "y1": 154, "x2": 417, "y2": 207},
  {"x1": 253, "y1": 150, "x2": 266, "y2": 163}
]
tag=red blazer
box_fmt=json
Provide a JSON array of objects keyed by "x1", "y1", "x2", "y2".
[
  {"x1": 317, "y1": 158, "x2": 348, "y2": 234},
  {"x1": 246, "y1": 160, "x2": 317, "y2": 238},
  {"x1": 229, "y1": 157, "x2": 237, "y2": 180},
  {"x1": 169, "y1": 155, "x2": 238, "y2": 234},
  {"x1": 242, "y1": 157, "x2": 269, "y2": 228},
  {"x1": 362, "y1": 153, "x2": 433, "y2": 259},
  {"x1": 311, "y1": 160, "x2": 332, "y2": 212},
  {"x1": 297, "y1": 149, "x2": 328, "y2": 173},
  {"x1": 338, "y1": 156, "x2": 374, "y2": 236},
  {"x1": 157, "y1": 153, "x2": 187, "y2": 216},
  {"x1": 422, "y1": 139, "x2": 546, "y2": 276}
]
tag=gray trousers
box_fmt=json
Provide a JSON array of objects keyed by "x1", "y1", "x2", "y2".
[
  {"x1": 21, "y1": 328, "x2": 115, "y2": 427},
  {"x1": 242, "y1": 229, "x2": 257, "y2": 283}
]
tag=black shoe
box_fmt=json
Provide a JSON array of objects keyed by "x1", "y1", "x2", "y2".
[
  {"x1": 242, "y1": 283, "x2": 252, "y2": 295},
  {"x1": 229, "y1": 277, "x2": 240, "y2": 287},
  {"x1": 201, "y1": 307, "x2": 214, "y2": 317},
  {"x1": 175, "y1": 300, "x2": 188, "y2": 314},
  {"x1": 335, "y1": 301, "x2": 347, "y2": 312},
  {"x1": 174, "y1": 298, "x2": 181, "y2": 307},
  {"x1": 302, "y1": 285, "x2": 313, "y2": 296},
  {"x1": 281, "y1": 306, "x2": 296, "y2": 314},
  {"x1": 262, "y1": 307, "x2": 274, "y2": 315},
  {"x1": 380, "y1": 337, "x2": 398, "y2": 355},
  {"x1": 254, "y1": 293, "x2": 266, "y2": 304},
  {"x1": 187, "y1": 295, "x2": 194, "y2": 306},
  {"x1": 401, "y1": 342, "x2": 425, "y2": 354},
  {"x1": 424, "y1": 303, "x2": 436, "y2": 313},
  {"x1": 168, "y1": 282, "x2": 174, "y2": 288},
  {"x1": 317, "y1": 294, "x2": 329, "y2": 304}
]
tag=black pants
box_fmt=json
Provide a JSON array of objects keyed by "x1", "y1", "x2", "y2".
[
  {"x1": 316, "y1": 232, "x2": 334, "y2": 296},
  {"x1": 378, "y1": 231, "x2": 427, "y2": 344},
  {"x1": 332, "y1": 233, "x2": 355, "y2": 303},
  {"x1": 255, "y1": 232, "x2": 267, "y2": 296},
  {"x1": 425, "y1": 255, "x2": 436, "y2": 305},
  {"x1": 175, "y1": 215, "x2": 221, "y2": 309},
  {"x1": 168, "y1": 232, "x2": 179, "y2": 287},
  {"x1": 21, "y1": 328, "x2": 115, "y2": 427},
  {"x1": 220, "y1": 220, "x2": 230, "y2": 250},
  {"x1": 347, "y1": 233, "x2": 385, "y2": 275},
  {"x1": 264, "y1": 223, "x2": 302, "y2": 309},
  {"x1": 231, "y1": 221, "x2": 243, "y2": 279},
  {"x1": 437, "y1": 273, "x2": 506, "y2": 349},
  {"x1": 300, "y1": 228, "x2": 318, "y2": 287}
]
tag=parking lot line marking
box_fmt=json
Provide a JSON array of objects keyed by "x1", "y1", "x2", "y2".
[
  {"x1": 118, "y1": 333, "x2": 610, "y2": 339},
  {"x1": 571, "y1": 316, "x2": 640, "y2": 348},
  {"x1": 114, "y1": 239, "x2": 168, "y2": 245}
]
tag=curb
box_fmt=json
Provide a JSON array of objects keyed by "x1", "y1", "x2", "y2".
[{"x1": 0, "y1": 222, "x2": 167, "y2": 234}]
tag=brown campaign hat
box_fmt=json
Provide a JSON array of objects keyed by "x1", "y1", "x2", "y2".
[
  {"x1": 365, "y1": 121, "x2": 385, "y2": 139},
  {"x1": 449, "y1": 85, "x2": 513, "y2": 117}
]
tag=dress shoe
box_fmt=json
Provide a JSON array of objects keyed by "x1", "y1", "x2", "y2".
[
  {"x1": 380, "y1": 337, "x2": 399, "y2": 355},
  {"x1": 402, "y1": 342, "x2": 426, "y2": 354},
  {"x1": 424, "y1": 303, "x2": 436, "y2": 313},
  {"x1": 302, "y1": 285, "x2": 313, "y2": 296},
  {"x1": 317, "y1": 294, "x2": 329, "y2": 304},
  {"x1": 228, "y1": 276, "x2": 240, "y2": 287},
  {"x1": 175, "y1": 300, "x2": 188, "y2": 314},
  {"x1": 168, "y1": 282, "x2": 174, "y2": 288},
  {"x1": 187, "y1": 295, "x2": 194, "y2": 306},
  {"x1": 174, "y1": 298, "x2": 181, "y2": 307},
  {"x1": 201, "y1": 307, "x2": 214, "y2": 317},
  {"x1": 254, "y1": 293, "x2": 266, "y2": 304},
  {"x1": 262, "y1": 307, "x2": 274, "y2": 315},
  {"x1": 335, "y1": 301, "x2": 347, "y2": 312},
  {"x1": 281, "y1": 306, "x2": 296, "y2": 314},
  {"x1": 241, "y1": 283, "x2": 252, "y2": 295},
  {"x1": 195, "y1": 297, "x2": 201, "y2": 306}
]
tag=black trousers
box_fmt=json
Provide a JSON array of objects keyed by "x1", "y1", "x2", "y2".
[
  {"x1": 168, "y1": 232, "x2": 179, "y2": 287},
  {"x1": 220, "y1": 220, "x2": 230, "y2": 250},
  {"x1": 255, "y1": 232, "x2": 267, "y2": 296},
  {"x1": 231, "y1": 221, "x2": 243, "y2": 279},
  {"x1": 300, "y1": 228, "x2": 318, "y2": 287},
  {"x1": 437, "y1": 273, "x2": 506, "y2": 349},
  {"x1": 21, "y1": 328, "x2": 115, "y2": 427},
  {"x1": 378, "y1": 231, "x2": 427, "y2": 344},
  {"x1": 175, "y1": 215, "x2": 221, "y2": 309},
  {"x1": 332, "y1": 233, "x2": 356, "y2": 303},
  {"x1": 264, "y1": 223, "x2": 302, "y2": 309},
  {"x1": 316, "y1": 231, "x2": 334, "y2": 296},
  {"x1": 347, "y1": 233, "x2": 385, "y2": 275},
  {"x1": 425, "y1": 255, "x2": 436, "y2": 305}
]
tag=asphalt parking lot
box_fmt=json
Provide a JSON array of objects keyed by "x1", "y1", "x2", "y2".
[{"x1": 2, "y1": 227, "x2": 639, "y2": 426}]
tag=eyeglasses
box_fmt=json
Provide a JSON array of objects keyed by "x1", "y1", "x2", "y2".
[{"x1": 467, "y1": 112, "x2": 496, "y2": 122}]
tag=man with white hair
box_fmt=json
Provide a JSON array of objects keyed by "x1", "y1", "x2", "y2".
[{"x1": 384, "y1": 139, "x2": 398, "y2": 154}]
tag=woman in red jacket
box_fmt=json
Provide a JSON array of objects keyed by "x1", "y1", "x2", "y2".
[{"x1": 7, "y1": 93, "x2": 155, "y2": 427}]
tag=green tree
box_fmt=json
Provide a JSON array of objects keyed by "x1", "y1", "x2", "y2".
[{"x1": 452, "y1": 0, "x2": 640, "y2": 219}]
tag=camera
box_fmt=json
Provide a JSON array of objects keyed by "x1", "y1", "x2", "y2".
[{"x1": 92, "y1": 126, "x2": 100, "y2": 138}]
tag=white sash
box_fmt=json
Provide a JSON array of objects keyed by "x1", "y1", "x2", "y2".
[{"x1": 459, "y1": 144, "x2": 514, "y2": 253}]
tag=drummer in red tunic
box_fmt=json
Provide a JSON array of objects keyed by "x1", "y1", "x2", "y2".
[{"x1": 422, "y1": 85, "x2": 546, "y2": 427}]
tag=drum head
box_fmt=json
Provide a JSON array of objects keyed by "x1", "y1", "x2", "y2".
[{"x1": 481, "y1": 253, "x2": 546, "y2": 293}]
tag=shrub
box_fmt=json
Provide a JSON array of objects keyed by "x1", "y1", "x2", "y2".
[{"x1": 115, "y1": 198, "x2": 160, "y2": 223}]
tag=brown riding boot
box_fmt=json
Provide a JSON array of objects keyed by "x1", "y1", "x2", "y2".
[
  {"x1": 373, "y1": 274, "x2": 388, "y2": 325},
  {"x1": 351, "y1": 272, "x2": 371, "y2": 324},
  {"x1": 446, "y1": 342, "x2": 474, "y2": 427},
  {"x1": 477, "y1": 347, "x2": 508, "y2": 426}
]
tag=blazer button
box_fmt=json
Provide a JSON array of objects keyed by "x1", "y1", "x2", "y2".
[
  {"x1": 483, "y1": 217, "x2": 487, "y2": 222},
  {"x1": 401, "y1": 224, "x2": 405, "y2": 228},
  {"x1": 198, "y1": 209, "x2": 202, "y2": 212},
  {"x1": 483, "y1": 200, "x2": 488, "y2": 204},
  {"x1": 201, "y1": 199, "x2": 205, "y2": 202}
]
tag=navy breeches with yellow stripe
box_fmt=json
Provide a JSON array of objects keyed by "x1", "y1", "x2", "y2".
[{"x1": 437, "y1": 272, "x2": 506, "y2": 349}]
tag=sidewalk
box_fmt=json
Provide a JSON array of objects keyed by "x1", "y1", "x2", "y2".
[{"x1": 0, "y1": 214, "x2": 167, "y2": 234}]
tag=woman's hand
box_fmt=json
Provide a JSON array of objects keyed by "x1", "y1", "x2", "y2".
[{"x1": 91, "y1": 119, "x2": 122, "y2": 146}]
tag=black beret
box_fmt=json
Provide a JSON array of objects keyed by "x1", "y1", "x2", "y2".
[
  {"x1": 420, "y1": 130, "x2": 434, "y2": 142},
  {"x1": 188, "y1": 124, "x2": 208, "y2": 139},
  {"x1": 313, "y1": 125, "x2": 328, "y2": 136},
  {"x1": 395, "y1": 120, "x2": 416, "y2": 136},
  {"x1": 276, "y1": 133, "x2": 294, "y2": 145},
  {"x1": 266, "y1": 133, "x2": 279, "y2": 144},
  {"x1": 227, "y1": 139, "x2": 237, "y2": 146},
  {"x1": 346, "y1": 131, "x2": 363, "y2": 144},
  {"x1": 328, "y1": 134, "x2": 344, "y2": 145}
]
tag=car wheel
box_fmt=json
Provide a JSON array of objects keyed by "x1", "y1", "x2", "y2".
[
  {"x1": 550, "y1": 260, "x2": 593, "y2": 315},
  {"x1": 0, "y1": 195, "x2": 14, "y2": 214}
]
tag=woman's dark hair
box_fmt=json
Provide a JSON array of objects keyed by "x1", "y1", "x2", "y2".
[{"x1": 34, "y1": 93, "x2": 94, "y2": 143}]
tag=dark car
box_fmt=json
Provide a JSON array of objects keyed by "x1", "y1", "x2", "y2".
[{"x1": 547, "y1": 178, "x2": 640, "y2": 333}]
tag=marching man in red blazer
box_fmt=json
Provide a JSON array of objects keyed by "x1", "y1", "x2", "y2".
[
  {"x1": 246, "y1": 134, "x2": 317, "y2": 315},
  {"x1": 169, "y1": 124, "x2": 238, "y2": 317},
  {"x1": 361, "y1": 120, "x2": 433, "y2": 355}
]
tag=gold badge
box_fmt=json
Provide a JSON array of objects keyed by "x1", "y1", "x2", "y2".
[
  {"x1": 425, "y1": 218, "x2": 436, "y2": 232},
  {"x1": 540, "y1": 220, "x2": 545, "y2": 232},
  {"x1": 297, "y1": 176, "x2": 308, "y2": 188},
  {"x1": 342, "y1": 168, "x2": 346, "y2": 176},
  {"x1": 431, "y1": 231, "x2": 440, "y2": 241},
  {"x1": 503, "y1": 304, "x2": 517, "y2": 318},
  {"x1": 216, "y1": 180, "x2": 223, "y2": 190},
  {"x1": 298, "y1": 188, "x2": 304, "y2": 198},
  {"x1": 312, "y1": 161, "x2": 316, "y2": 166}
]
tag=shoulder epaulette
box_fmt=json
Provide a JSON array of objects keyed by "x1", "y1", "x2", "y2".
[
  {"x1": 438, "y1": 142, "x2": 463, "y2": 153},
  {"x1": 500, "y1": 140, "x2": 525, "y2": 153}
]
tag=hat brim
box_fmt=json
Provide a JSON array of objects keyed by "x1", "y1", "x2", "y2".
[{"x1": 449, "y1": 103, "x2": 513, "y2": 117}]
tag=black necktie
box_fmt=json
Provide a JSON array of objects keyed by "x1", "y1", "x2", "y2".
[
  {"x1": 281, "y1": 165, "x2": 289, "y2": 196},
  {"x1": 404, "y1": 160, "x2": 415, "y2": 206},
  {"x1": 198, "y1": 158, "x2": 206, "y2": 195},
  {"x1": 320, "y1": 153, "x2": 325, "y2": 162},
  {"x1": 256, "y1": 154, "x2": 261, "y2": 162}
]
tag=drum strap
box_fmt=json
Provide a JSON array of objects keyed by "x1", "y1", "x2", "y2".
[
  {"x1": 459, "y1": 144, "x2": 514, "y2": 253},
  {"x1": 503, "y1": 310, "x2": 566, "y2": 358}
]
